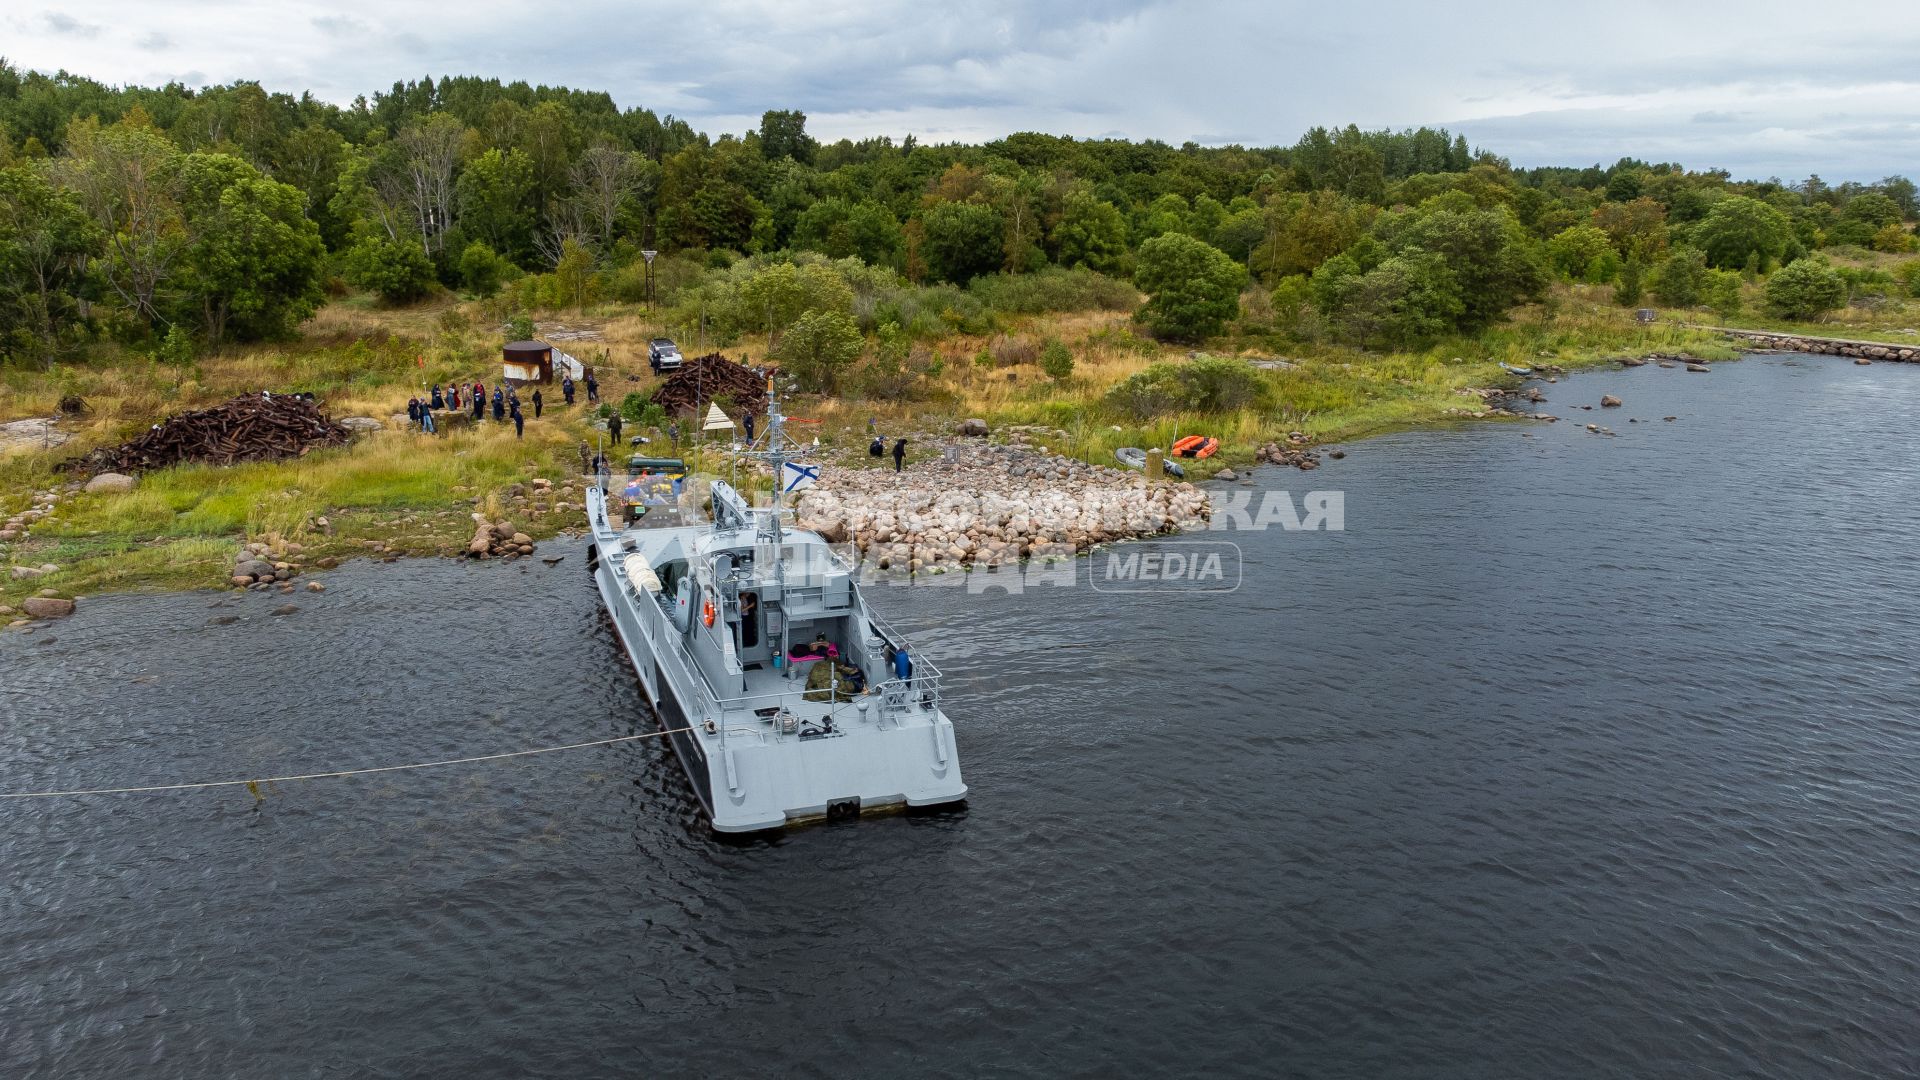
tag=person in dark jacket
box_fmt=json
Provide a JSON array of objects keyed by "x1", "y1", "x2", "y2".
[
  {"x1": 430, "y1": 385, "x2": 444, "y2": 410},
  {"x1": 492, "y1": 387, "x2": 505, "y2": 421},
  {"x1": 511, "y1": 400, "x2": 524, "y2": 438},
  {"x1": 608, "y1": 413, "x2": 623, "y2": 445},
  {"x1": 562, "y1": 375, "x2": 575, "y2": 405},
  {"x1": 472, "y1": 385, "x2": 485, "y2": 420},
  {"x1": 892, "y1": 437, "x2": 907, "y2": 472},
  {"x1": 531, "y1": 388, "x2": 543, "y2": 418},
  {"x1": 447, "y1": 384, "x2": 460, "y2": 411},
  {"x1": 742, "y1": 410, "x2": 756, "y2": 443},
  {"x1": 585, "y1": 372, "x2": 599, "y2": 403},
  {"x1": 869, "y1": 435, "x2": 885, "y2": 457},
  {"x1": 406, "y1": 398, "x2": 421, "y2": 425}
]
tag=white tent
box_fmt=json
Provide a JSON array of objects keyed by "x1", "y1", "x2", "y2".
[{"x1": 701, "y1": 403, "x2": 735, "y2": 431}]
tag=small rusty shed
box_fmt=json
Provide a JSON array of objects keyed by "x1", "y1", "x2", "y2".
[{"x1": 502, "y1": 340, "x2": 554, "y2": 384}]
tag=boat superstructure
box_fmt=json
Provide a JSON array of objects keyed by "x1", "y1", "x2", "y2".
[{"x1": 585, "y1": 382, "x2": 966, "y2": 831}]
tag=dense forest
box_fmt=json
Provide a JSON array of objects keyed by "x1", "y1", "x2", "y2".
[{"x1": 2, "y1": 61, "x2": 1917, "y2": 376}]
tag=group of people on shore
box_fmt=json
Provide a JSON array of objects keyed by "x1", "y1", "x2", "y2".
[{"x1": 405, "y1": 371, "x2": 601, "y2": 439}]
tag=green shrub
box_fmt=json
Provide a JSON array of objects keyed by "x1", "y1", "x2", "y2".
[
  {"x1": 1039, "y1": 338, "x2": 1075, "y2": 380},
  {"x1": 342, "y1": 236, "x2": 436, "y2": 304},
  {"x1": 457, "y1": 241, "x2": 510, "y2": 298},
  {"x1": 1894, "y1": 260, "x2": 1920, "y2": 299},
  {"x1": 1103, "y1": 356, "x2": 1269, "y2": 420},
  {"x1": 967, "y1": 268, "x2": 1135, "y2": 315},
  {"x1": 1765, "y1": 257, "x2": 1847, "y2": 320},
  {"x1": 1651, "y1": 248, "x2": 1708, "y2": 307},
  {"x1": 1702, "y1": 270, "x2": 1743, "y2": 319}
]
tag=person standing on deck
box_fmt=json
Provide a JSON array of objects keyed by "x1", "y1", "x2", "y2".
[
  {"x1": 531, "y1": 388, "x2": 543, "y2": 418},
  {"x1": 892, "y1": 437, "x2": 907, "y2": 473}
]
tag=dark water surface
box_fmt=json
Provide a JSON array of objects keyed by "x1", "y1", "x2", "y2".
[{"x1": 5, "y1": 354, "x2": 1920, "y2": 1078}]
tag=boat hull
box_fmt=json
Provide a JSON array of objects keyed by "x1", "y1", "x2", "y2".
[{"x1": 589, "y1": 539, "x2": 965, "y2": 833}]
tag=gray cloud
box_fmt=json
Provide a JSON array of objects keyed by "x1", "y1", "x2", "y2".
[
  {"x1": 5, "y1": 0, "x2": 1917, "y2": 179},
  {"x1": 43, "y1": 13, "x2": 101, "y2": 37},
  {"x1": 311, "y1": 14, "x2": 367, "y2": 37}
]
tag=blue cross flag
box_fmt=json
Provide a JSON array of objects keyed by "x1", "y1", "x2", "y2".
[{"x1": 782, "y1": 461, "x2": 820, "y2": 493}]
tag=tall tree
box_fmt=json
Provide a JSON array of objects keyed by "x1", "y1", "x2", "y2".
[
  {"x1": 0, "y1": 163, "x2": 102, "y2": 366},
  {"x1": 456, "y1": 146, "x2": 536, "y2": 264},
  {"x1": 172, "y1": 153, "x2": 325, "y2": 341},
  {"x1": 569, "y1": 143, "x2": 648, "y2": 248},
  {"x1": 1133, "y1": 233, "x2": 1245, "y2": 341},
  {"x1": 387, "y1": 113, "x2": 465, "y2": 256},
  {"x1": 758, "y1": 109, "x2": 816, "y2": 164},
  {"x1": 58, "y1": 115, "x2": 184, "y2": 330},
  {"x1": 1694, "y1": 195, "x2": 1792, "y2": 270}
]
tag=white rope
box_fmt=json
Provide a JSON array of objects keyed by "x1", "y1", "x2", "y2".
[{"x1": 0, "y1": 725, "x2": 697, "y2": 799}]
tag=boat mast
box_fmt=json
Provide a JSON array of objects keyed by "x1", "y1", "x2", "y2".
[{"x1": 763, "y1": 373, "x2": 789, "y2": 668}]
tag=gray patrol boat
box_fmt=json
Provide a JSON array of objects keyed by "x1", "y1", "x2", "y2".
[{"x1": 584, "y1": 382, "x2": 966, "y2": 832}]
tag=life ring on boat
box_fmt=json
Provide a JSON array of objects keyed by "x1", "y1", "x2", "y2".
[{"x1": 702, "y1": 598, "x2": 716, "y2": 627}]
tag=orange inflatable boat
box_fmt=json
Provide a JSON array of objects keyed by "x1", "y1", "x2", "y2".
[{"x1": 1172, "y1": 435, "x2": 1219, "y2": 459}]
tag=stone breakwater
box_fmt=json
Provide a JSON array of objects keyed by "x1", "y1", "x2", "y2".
[
  {"x1": 1712, "y1": 328, "x2": 1919, "y2": 363},
  {"x1": 796, "y1": 443, "x2": 1210, "y2": 572}
]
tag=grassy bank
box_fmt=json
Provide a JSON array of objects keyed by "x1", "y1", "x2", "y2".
[{"x1": 0, "y1": 281, "x2": 1804, "y2": 611}]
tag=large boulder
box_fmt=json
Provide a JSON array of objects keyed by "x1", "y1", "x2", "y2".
[
  {"x1": 1600, "y1": 395, "x2": 1623, "y2": 408},
  {"x1": 22, "y1": 596, "x2": 75, "y2": 619},
  {"x1": 85, "y1": 472, "x2": 138, "y2": 494},
  {"x1": 957, "y1": 418, "x2": 989, "y2": 437}
]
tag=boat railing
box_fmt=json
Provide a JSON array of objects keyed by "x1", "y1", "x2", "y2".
[
  {"x1": 623, "y1": 561, "x2": 725, "y2": 728},
  {"x1": 863, "y1": 610, "x2": 943, "y2": 680}
]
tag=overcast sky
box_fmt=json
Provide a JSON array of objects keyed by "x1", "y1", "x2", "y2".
[{"x1": 6, "y1": 0, "x2": 1916, "y2": 180}]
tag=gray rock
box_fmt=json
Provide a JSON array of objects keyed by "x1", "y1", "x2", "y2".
[
  {"x1": 22, "y1": 596, "x2": 75, "y2": 619},
  {"x1": 270, "y1": 604, "x2": 299, "y2": 616},
  {"x1": 957, "y1": 418, "x2": 989, "y2": 437},
  {"x1": 1686, "y1": 363, "x2": 1711, "y2": 373},
  {"x1": 235, "y1": 559, "x2": 274, "y2": 580},
  {"x1": 1600, "y1": 395, "x2": 1622, "y2": 408},
  {"x1": 84, "y1": 472, "x2": 137, "y2": 494},
  {"x1": 1212, "y1": 468, "x2": 1238, "y2": 482}
]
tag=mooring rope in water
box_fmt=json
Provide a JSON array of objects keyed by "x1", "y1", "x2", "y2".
[{"x1": 0, "y1": 725, "x2": 698, "y2": 799}]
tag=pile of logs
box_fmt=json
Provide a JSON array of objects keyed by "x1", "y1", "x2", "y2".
[
  {"x1": 82, "y1": 394, "x2": 351, "y2": 473},
  {"x1": 650, "y1": 354, "x2": 777, "y2": 413}
]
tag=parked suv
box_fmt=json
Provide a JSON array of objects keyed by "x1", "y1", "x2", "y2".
[{"x1": 648, "y1": 338, "x2": 683, "y2": 373}]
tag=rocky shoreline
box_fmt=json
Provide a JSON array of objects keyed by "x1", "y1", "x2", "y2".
[
  {"x1": 1708, "y1": 328, "x2": 1919, "y2": 363},
  {"x1": 797, "y1": 440, "x2": 1211, "y2": 573}
]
